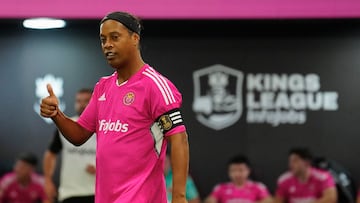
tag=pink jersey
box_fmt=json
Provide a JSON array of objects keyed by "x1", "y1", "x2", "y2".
[
  {"x1": 210, "y1": 181, "x2": 270, "y2": 203},
  {"x1": 78, "y1": 64, "x2": 186, "y2": 203},
  {"x1": 0, "y1": 172, "x2": 46, "y2": 203},
  {"x1": 276, "y1": 167, "x2": 335, "y2": 203}
]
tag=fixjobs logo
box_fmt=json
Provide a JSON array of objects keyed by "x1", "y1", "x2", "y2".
[{"x1": 193, "y1": 64, "x2": 339, "y2": 130}]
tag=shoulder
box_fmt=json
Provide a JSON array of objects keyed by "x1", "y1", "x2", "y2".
[
  {"x1": 213, "y1": 182, "x2": 232, "y2": 191},
  {"x1": 141, "y1": 66, "x2": 174, "y2": 87},
  {"x1": 141, "y1": 66, "x2": 181, "y2": 104},
  {"x1": 278, "y1": 171, "x2": 294, "y2": 185},
  {"x1": 248, "y1": 181, "x2": 268, "y2": 190},
  {"x1": 0, "y1": 173, "x2": 16, "y2": 189},
  {"x1": 310, "y1": 168, "x2": 332, "y2": 181},
  {"x1": 95, "y1": 72, "x2": 116, "y2": 87},
  {"x1": 31, "y1": 173, "x2": 45, "y2": 186}
]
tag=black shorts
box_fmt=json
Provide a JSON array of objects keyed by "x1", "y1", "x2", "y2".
[{"x1": 62, "y1": 195, "x2": 95, "y2": 203}]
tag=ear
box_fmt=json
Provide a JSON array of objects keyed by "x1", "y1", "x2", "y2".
[{"x1": 132, "y1": 33, "x2": 140, "y2": 46}]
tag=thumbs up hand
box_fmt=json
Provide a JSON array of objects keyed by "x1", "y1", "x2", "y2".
[{"x1": 40, "y1": 84, "x2": 59, "y2": 118}]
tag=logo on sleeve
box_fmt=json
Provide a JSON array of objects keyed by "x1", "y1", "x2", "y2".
[
  {"x1": 159, "y1": 115, "x2": 172, "y2": 131},
  {"x1": 123, "y1": 92, "x2": 135, "y2": 105}
]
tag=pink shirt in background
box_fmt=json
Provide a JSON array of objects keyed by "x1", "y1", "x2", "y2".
[
  {"x1": 78, "y1": 64, "x2": 186, "y2": 203},
  {"x1": 0, "y1": 172, "x2": 46, "y2": 203},
  {"x1": 276, "y1": 167, "x2": 335, "y2": 203},
  {"x1": 210, "y1": 181, "x2": 270, "y2": 203}
]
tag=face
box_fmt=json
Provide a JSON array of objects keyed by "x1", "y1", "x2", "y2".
[
  {"x1": 100, "y1": 20, "x2": 139, "y2": 69},
  {"x1": 74, "y1": 92, "x2": 92, "y2": 115},
  {"x1": 14, "y1": 160, "x2": 34, "y2": 181},
  {"x1": 289, "y1": 154, "x2": 309, "y2": 176},
  {"x1": 228, "y1": 163, "x2": 250, "y2": 185}
]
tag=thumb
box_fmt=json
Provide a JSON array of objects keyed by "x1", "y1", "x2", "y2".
[{"x1": 47, "y1": 84, "x2": 56, "y2": 97}]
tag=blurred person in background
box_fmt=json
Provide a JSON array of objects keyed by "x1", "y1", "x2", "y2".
[
  {"x1": 274, "y1": 147, "x2": 337, "y2": 203},
  {"x1": 165, "y1": 153, "x2": 200, "y2": 203},
  {"x1": 43, "y1": 88, "x2": 96, "y2": 203},
  {"x1": 205, "y1": 155, "x2": 273, "y2": 203},
  {"x1": 0, "y1": 152, "x2": 48, "y2": 203}
]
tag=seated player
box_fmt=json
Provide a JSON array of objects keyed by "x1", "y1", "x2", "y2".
[
  {"x1": 0, "y1": 153, "x2": 48, "y2": 203},
  {"x1": 275, "y1": 147, "x2": 337, "y2": 203},
  {"x1": 165, "y1": 154, "x2": 201, "y2": 203},
  {"x1": 205, "y1": 155, "x2": 273, "y2": 203}
]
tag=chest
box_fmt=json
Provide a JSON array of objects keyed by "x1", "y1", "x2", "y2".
[
  {"x1": 97, "y1": 85, "x2": 150, "y2": 122},
  {"x1": 6, "y1": 184, "x2": 41, "y2": 202},
  {"x1": 287, "y1": 181, "x2": 321, "y2": 197},
  {"x1": 221, "y1": 186, "x2": 258, "y2": 202}
]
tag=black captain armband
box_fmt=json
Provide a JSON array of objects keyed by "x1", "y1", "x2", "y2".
[{"x1": 156, "y1": 108, "x2": 184, "y2": 134}]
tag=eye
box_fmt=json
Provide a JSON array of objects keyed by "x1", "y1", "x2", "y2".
[
  {"x1": 100, "y1": 37, "x2": 106, "y2": 45},
  {"x1": 111, "y1": 34, "x2": 119, "y2": 41}
]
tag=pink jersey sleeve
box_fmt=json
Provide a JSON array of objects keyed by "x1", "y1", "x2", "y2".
[
  {"x1": 0, "y1": 173, "x2": 14, "y2": 202},
  {"x1": 77, "y1": 82, "x2": 100, "y2": 132},
  {"x1": 255, "y1": 182, "x2": 270, "y2": 200},
  {"x1": 146, "y1": 68, "x2": 186, "y2": 136},
  {"x1": 209, "y1": 184, "x2": 223, "y2": 200},
  {"x1": 0, "y1": 176, "x2": 6, "y2": 202},
  {"x1": 276, "y1": 176, "x2": 288, "y2": 199}
]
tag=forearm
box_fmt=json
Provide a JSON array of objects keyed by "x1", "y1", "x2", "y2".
[
  {"x1": 169, "y1": 132, "x2": 189, "y2": 200},
  {"x1": 258, "y1": 197, "x2": 273, "y2": 203},
  {"x1": 313, "y1": 196, "x2": 336, "y2": 203},
  {"x1": 43, "y1": 151, "x2": 56, "y2": 180},
  {"x1": 205, "y1": 197, "x2": 218, "y2": 203},
  {"x1": 189, "y1": 197, "x2": 201, "y2": 203},
  {"x1": 52, "y1": 111, "x2": 91, "y2": 146},
  {"x1": 273, "y1": 196, "x2": 284, "y2": 203},
  {"x1": 313, "y1": 188, "x2": 337, "y2": 203}
]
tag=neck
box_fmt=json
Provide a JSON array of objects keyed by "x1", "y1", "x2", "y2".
[
  {"x1": 297, "y1": 168, "x2": 311, "y2": 182},
  {"x1": 18, "y1": 176, "x2": 31, "y2": 186},
  {"x1": 233, "y1": 180, "x2": 247, "y2": 187},
  {"x1": 116, "y1": 54, "x2": 145, "y2": 84}
]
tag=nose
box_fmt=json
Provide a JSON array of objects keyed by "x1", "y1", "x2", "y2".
[{"x1": 103, "y1": 40, "x2": 114, "y2": 50}]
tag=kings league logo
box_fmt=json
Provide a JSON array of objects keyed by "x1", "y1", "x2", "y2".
[
  {"x1": 193, "y1": 64, "x2": 339, "y2": 130},
  {"x1": 33, "y1": 74, "x2": 66, "y2": 124},
  {"x1": 192, "y1": 64, "x2": 244, "y2": 130}
]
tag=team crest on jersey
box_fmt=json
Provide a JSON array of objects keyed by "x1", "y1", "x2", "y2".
[
  {"x1": 33, "y1": 74, "x2": 66, "y2": 124},
  {"x1": 192, "y1": 64, "x2": 244, "y2": 130},
  {"x1": 123, "y1": 92, "x2": 135, "y2": 105}
]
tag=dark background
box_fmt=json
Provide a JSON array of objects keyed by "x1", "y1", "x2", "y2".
[{"x1": 0, "y1": 19, "x2": 360, "y2": 198}]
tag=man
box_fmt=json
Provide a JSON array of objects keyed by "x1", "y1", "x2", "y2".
[
  {"x1": 165, "y1": 154, "x2": 200, "y2": 203},
  {"x1": 43, "y1": 89, "x2": 96, "y2": 203},
  {"x1": 205, "y1": 155, "x2": 273, "y2": 203},
  {"x1": 275, "y1": 148, "x2": 337, "y2": 203},
  {"x1": 0, "y1": 153, "x2": 48, "y2": 203},
  {"x1": 40, "y1": 11, "x2": 189, "y2": 203}
]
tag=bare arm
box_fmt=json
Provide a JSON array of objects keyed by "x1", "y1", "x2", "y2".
[
  {"x1": 51, "y1": 111, "x2": 92, "y2": 146},
  {"x1": 313, "y1": 187, "x2": 337, "y2": 203},
  {"x1": 273, "y1": 195, "x2": 285, "y2": 203},
  {"x1": 204, "y1": 196, "x2": 218, "y2": 203},
  {"x1": 40, "y1": 84, "x2": 92, "y2": 146},
  {"x1": 188, "y1": 197, "x2": 201, "y2": 203},
  {"x1": 357, "y1": 195, "x2": 360, "y2": 203},
  {"x1": 43, "y1": 151, "x2": 57, "y2": 202},
  {"x1": 168, "y1": 132, "x2": 189, "y2": 203},
  {"x1": 258, "y1": 197, "x2": 273, "y2": 203}
]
